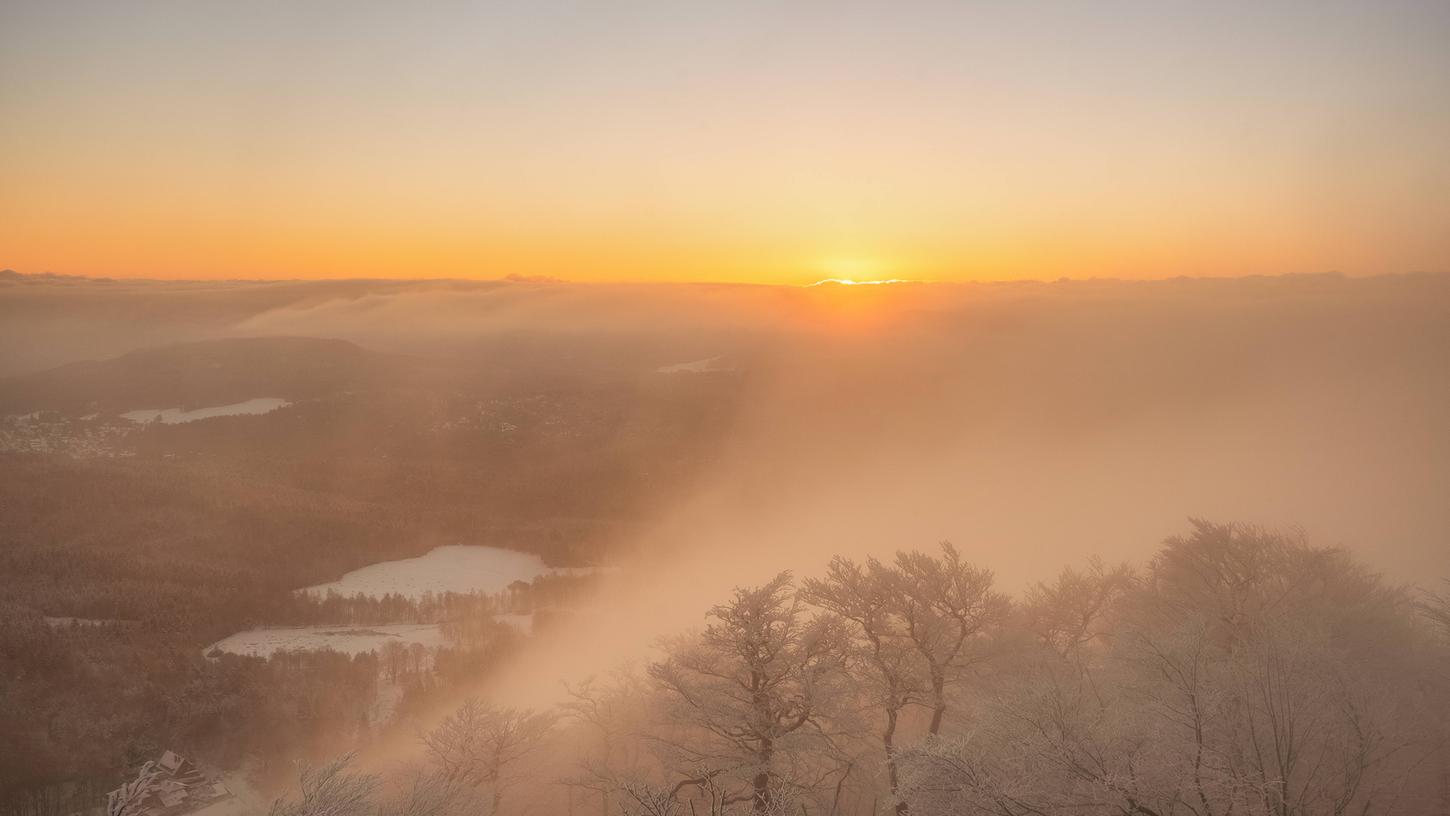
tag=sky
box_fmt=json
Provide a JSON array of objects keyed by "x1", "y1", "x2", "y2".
[{"x1": 2, "y1": 1, "x2": 1448, "y2": 285}]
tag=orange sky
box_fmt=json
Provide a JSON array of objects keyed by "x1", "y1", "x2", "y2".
[{"x1": 2, "y1": 2, "x2": 1448, "y2": 284}]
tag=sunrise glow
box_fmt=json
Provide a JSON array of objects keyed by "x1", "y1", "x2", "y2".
[
  {"x1": 807, "y1": 278, "x2": 915, "y2": 288},
  {"x1": 2, "y1": 3, "x2": 1447, "y2": 285}
]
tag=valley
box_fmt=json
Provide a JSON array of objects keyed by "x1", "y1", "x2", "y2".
[{"x1": 2, "y1": 272, "x2": 1447, "y2": 816}]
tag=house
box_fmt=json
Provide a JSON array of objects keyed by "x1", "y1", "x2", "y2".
[{"x1": 105, "y1": 751, "x2": 243, "y2": 816}]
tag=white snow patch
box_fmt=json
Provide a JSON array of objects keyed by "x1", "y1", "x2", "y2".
[
  {"x1": 303, "y1": 545, "x2": 558, "y2": 600},
  {"x1": 121, "y1": 397, "x2": 290, "y2": 425},
  {"x1": 45, "y1": 616, "x2": 131, "y2": 628},
  {"x1": 205, "y1": 615, "x2": 535, "y2": 658},
  {"x1": 657, "y1": 356, "x2": 731, "y2": 374},
  {"x1": 205, "y1": 623, "x2": 445, "y2": 658}
]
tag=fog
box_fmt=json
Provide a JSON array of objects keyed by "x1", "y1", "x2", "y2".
[
  {"x1": 4, "y1": 269, "x2": 1448, "y2": 815},
  {"x1": 7, "y1": 271, "x2": 1443, "y2": 587},
  {"x1": 457, "y1": 273, "x2": 1450, "y2": 708}
]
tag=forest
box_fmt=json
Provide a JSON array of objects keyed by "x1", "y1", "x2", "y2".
[{"x1": 255, "y1": 521, "x2": 1450, "y2": 816}]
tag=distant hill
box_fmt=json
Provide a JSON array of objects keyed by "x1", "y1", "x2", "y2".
[{"x1": 0, "y1": 336, "x2": 399, "y2": 415}]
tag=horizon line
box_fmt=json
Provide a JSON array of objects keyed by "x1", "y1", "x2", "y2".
[{"x1": 5, "y1": 267, "x2": 1436, "y2": 289}]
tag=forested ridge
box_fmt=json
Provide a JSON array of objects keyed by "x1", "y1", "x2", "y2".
[{"x1": 0, "y1": 334, "x2": 746, "y2": 816}]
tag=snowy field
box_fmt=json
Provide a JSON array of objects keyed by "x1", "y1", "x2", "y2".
[
  {"x1": 206, "y1": 623, "x2": 446, "y2": 658},
  {"x1": 44, "y1": 616, "x2": 133, "y2": 628},
  {"x1": 121, "y1": 397, "x2": 290, "y2": 424},
  {"x1": 205, "y1": 615, "x2": 534, "y2": 658},
  {"x1": 303, "y1": 545, "x2": 559, "y2": 600}
]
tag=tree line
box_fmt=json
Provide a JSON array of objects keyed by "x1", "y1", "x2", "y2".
[
  {"x1": 272, "y1": 573, "x2": 602, "y2": 627},
  {"x1": 270, "y1": 521, "x2": 1450, "y2": 816}
]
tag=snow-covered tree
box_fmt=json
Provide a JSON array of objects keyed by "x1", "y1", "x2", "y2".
[
  {"x1": 887, "y1": 543, "x2": 1010, "y2": 736},
  {"x1": 420, "y1": 699, "x2": 555, "y2": 814},
  {"x1": 649, "y1": 572, "x2": 850, "y2": 815}
]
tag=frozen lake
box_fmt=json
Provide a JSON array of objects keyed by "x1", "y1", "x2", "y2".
[
  {"x1": 205, "y1": 615, "x2": 534, "y2": 658},
  {"x1": 207, "y1": 546, "x2": 565, "y2": 657},
  {"x1": 121, "y1": 397, "x2": 290, "y2": 424},
  {"x1": 303, "y1": 545, "x2": 556, "y2": 599}
]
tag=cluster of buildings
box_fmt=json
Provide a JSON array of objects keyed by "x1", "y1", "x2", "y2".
[{"x1": 105, "y1": 752, "x2": 244, "y2": 816}]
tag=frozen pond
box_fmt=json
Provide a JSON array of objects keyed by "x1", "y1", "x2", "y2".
[
  {"x1": 207, "y1": 546, "x2": 566, "y2": 658},
  {"x1": 303, "y1": 545, "x2": 557, "y2": 599},
  {"x1": 121, "y1": 397, "x2": 290, "y2": 424},
  {"x1": 205, "y1": 615, "x2": 534, "y2": 658},
  {"x1": 206, "y1": 623, "x2": 445, "y2": 658}
]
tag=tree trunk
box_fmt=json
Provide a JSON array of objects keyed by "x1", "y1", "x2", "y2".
[
  {"x1": 883, "y1": 707, "x2": 907, "y2": 814},
  {"x1": 927, "y1": 671, "x2": 947, "y2": 736},
  {"x1": 754, "y1": 738, "x2": 774, "y2": 815},
  {"x1": 753, "y1": 770, "x2": 771, "y2": 815}
]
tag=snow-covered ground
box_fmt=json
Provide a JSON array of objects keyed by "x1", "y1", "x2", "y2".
[
  {"x1": 303, "y1": 545, "x2": 558, "y2": 599},
  {"x1": 121, "y1": 397, "x2": 290, "y2": 425},
  {"x1": 205, "y1": 615, "x2": 534, "y2": 658},
  {"x1": 206, "y1": 623, "x2": 446, "y2": 658},
  {"x1": 44, "y1": 616, "x2": 132, "y2": 628}
]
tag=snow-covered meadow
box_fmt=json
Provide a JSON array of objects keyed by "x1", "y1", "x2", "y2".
[
  {"x1": 204, "y1": 615, "x2": 535, "y2": 658},
  {"x1": 206, "y1": 623, "x2": 445, "y2": 658}
]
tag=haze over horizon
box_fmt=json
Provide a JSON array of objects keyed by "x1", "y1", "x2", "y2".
[{"x1": 4, "y1": 1, "x2": 1449, "y2": 284}]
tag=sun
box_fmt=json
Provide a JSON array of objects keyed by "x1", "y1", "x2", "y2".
[
  {"x1": 805, "y1": 256, "x2": 917, "y2": 287},
  {"x1": 812, "y1": 256, "x2": 890, "y2": 284}
]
